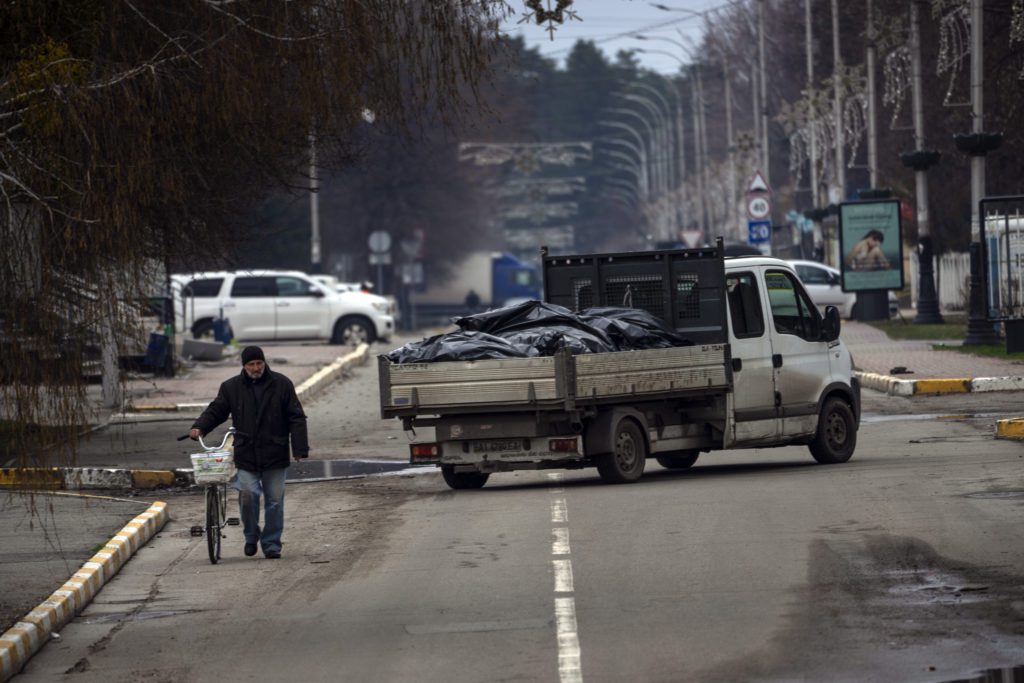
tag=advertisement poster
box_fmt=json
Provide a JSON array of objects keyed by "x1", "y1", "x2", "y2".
[{"x1": 838, "y1": 200, "x2": 904, "y2": 292}]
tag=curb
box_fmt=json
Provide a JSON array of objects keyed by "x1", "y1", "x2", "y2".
[
  {"x1": 0, "y1": 501, "x2": 169, "y2": 682},
  {"x1": 996, "y1": 418, "x2": 1024, "y2": 440},
  {"x1": 855, "y1": 371, "x2": 1024, "y2": 396},
  {"x1": 0, "y1": 468, "x2": 190, "y2": 491},
  {"x1": 125, "y1": 343, "x2": 369, "y2": 413}
]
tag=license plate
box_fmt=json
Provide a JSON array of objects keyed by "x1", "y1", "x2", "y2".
[{"x1": 472, "y1": 439, "x2": 522, "y2": 453}]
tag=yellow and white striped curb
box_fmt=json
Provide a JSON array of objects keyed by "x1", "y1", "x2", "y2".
[
  {"x1": 0, "y1": 468, "x2": 186, "y2": 491},
  {"x1": 123, "y1": 344, "x2": 369, "y2": 415},
  {"x1": 0, "y1": 501, "x2": 169, "y2": 682},
  {"x1": 996, "y1": 418, "x2": 1024, "y2": 440},
  {"x1": 295, "y1": 343, "x2": 369, "y2": 402},
  {"x1": 855, "y1": 371, "x2": 1024, "y2": 397}
]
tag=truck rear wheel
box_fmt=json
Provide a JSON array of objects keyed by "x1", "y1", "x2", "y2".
[
  {"x1": 655, "y1": 450, "x2": 699, "y2": 469},
  {"x1": 441, "y1": 465, "x2": 489, "y2": 490},
  {"x1": 809, "y1": 397, "x2": 856, "y2": 464},
  {"x1": 596, "y1": 419, "x2": 647, "y2": 484}
]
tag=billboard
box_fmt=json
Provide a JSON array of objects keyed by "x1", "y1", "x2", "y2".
[{"x1": 838, "y1": 199, "x2": 904, "y2": 292}]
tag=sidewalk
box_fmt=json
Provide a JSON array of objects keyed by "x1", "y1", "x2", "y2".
[
  {"x1": 87, "y1": 341, "x2": 359, "y2": 422},
  {"x1": 842, "y1": 319, "x2": 1024, "y2": 396}
]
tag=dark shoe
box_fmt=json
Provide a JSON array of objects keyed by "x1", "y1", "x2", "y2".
[
  {"x1": 264, "y1": 550, "x2": 281, "y2": 559},
  {"x1": 244, "y1": 543, "x2": 257, "y2": 557}
]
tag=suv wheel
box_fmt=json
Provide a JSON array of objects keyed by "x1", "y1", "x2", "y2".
[{"x1": 331, "y1": 316, "x2": 375, "y2": 346}]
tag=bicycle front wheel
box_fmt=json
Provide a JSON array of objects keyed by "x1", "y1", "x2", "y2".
[{"x1": 205, "y1": 485, "x2": 222, "y2": 563}]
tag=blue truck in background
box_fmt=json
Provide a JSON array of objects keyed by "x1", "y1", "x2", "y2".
[{"x1": 410, "y1": 251, "x2": 541, "y2": 325}]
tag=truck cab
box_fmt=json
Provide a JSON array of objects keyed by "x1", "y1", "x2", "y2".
[{"x1": 723, "y1": 258, "x2": 858, "y2": 457}]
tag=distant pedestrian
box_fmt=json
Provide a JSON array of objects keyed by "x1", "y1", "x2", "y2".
[
  {"x1": 465, "y1": 289, "x2": 481, "y2": 313},
  {"x1": 189, "y1": 346, "x2": 309, "y2": 559}
]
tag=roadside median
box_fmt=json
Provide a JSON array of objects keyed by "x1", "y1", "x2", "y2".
[
  {"x1": 2, "y1": 345, "x2": 371, "y2": 491},
  {"x1": 0, "y1": 500, "x2": 169, "y2": 682},
  {"x1": 126, "y1": 343, "x2": 369, "y2": 413}
]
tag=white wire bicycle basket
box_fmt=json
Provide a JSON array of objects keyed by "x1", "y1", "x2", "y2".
[{"x1": 191, "y1": 450, "x2": 237, "y2": 485}]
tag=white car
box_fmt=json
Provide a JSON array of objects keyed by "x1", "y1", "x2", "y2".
[
  {"x1": 172, "y1": 270, "x2": 393, "y2": 344},
  {"x1": 788, "y1": 260, "x2": 898, "y2": 319}
]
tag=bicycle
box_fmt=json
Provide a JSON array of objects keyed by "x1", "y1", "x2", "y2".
[{"x1": 178, "y1": 429, "x2": 240, "y2": 564}]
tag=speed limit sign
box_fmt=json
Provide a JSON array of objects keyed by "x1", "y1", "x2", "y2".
[{"x1": 747, "y1": 195, "x2": 772, "y2": 220}]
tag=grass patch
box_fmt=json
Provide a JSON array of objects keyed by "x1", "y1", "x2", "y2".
[
  {"x1": 932, "y1": 343, "x2": 1024, "y2": 362},
  {"x1": 866, "y1": 315, "x2": 1024, "y2": 362},
  {"x1": 865, "y1": 315, "x2": 967, "y2": 341}
]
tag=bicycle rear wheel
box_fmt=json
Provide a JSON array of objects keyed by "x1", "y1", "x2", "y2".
[{"x1": 205, "y1": 485, "x2": 222, "y2": 563}]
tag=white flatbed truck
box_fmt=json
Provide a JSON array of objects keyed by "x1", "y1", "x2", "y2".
[{"x1": 379, "y1": 241, "x2": 860, "y2": 488}]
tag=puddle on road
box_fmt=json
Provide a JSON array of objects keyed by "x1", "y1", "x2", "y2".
[
  {"x1": 942, "y1": 665, "x2": 1024, "y2": 682},
  {"x1": 286, "y1": 459, "x2": 428, "y2": 483}
]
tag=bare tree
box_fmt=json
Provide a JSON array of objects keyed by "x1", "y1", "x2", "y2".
[{"x1": 0, "y1": 0, "x2": 511, "y2": 465}]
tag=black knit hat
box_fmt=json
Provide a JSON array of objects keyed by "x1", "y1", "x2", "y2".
[{"x1": 241, "y1": 346, "x2": 265, "y2": 365}]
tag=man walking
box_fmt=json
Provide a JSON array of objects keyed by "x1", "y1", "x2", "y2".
[{"x1": 190, "y1": 346, "x2": 309, "y2": 559}]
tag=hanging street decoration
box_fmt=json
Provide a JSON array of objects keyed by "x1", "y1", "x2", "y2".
[
  {"x1": 459, "y1": 142, "x2": 592, "y2": 176},
  {"x1": 501, "y1": 201, "x2": 579, "y2": 225},
  {"x1": 520, "y1": 0, "x2": 580, "y2": 39},
  {"x1": 495, "y1": 177, "x2": 587, "y2": 200}
]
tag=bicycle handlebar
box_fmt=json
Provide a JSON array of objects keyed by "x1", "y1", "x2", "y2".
[{"x1": 179, "y1": 427, "x2": 243, "y2": 452}]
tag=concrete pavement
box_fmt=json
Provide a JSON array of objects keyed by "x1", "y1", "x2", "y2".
[{"x1": 2, "y1": 323, "x2": 1023, "y2": 679}]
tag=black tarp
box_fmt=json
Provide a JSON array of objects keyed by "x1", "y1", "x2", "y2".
[{"x1": 386, "y1": 301, "x2": 693, "y2": 363}]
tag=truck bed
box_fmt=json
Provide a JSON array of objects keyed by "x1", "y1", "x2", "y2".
[{"x1": 379, "y1": 343, "x2": 732, "y2": 418}]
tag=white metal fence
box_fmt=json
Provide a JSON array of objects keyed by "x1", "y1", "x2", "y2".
[{"x1": 907, "y1": 251, "x2": 971, "y2": 312}]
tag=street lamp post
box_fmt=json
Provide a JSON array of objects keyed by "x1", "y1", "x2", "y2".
[
  {"x1": 606, "y1": 107, "x2": 662, "y2": 193},
  {"x1": 616, "y1": 93, "x2": 671, "y2": 193},
  {"x1": 598, "y1": 120, "x2": 652, "y2": 198}
]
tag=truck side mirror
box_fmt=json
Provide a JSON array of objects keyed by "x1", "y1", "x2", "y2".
[{"x1": 822, "y1": 306, "x2": 841, "y2": 342}]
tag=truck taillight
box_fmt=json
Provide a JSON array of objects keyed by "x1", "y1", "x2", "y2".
[
  {"x1": 410, "y1": 444, "x2": 440, "y2": 461},
  {"x1": 549, "y1": 438, "x2": 578, "y2": 453}
]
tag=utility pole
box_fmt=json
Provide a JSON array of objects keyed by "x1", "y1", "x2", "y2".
[
  {"x1": 906, "y1": 0, "x2": 944, "y2": 324},
  {"x1": 866, "y1": 0, "x2": 878, "y2": 189},
  {"x1": 691, "y1": 66, "x2": 707, "y2": 233},
  {"x1": 724, "y1": 55, "x2": 738, "y2": 240},
  {"x1": 831, "y1": 0, "x2": 845, "y2": 203},
  {"x1": 805, "y1": 0, "x2": 819, "y2": 208},
  {"x1": 758, "y1": 0, "x2": 770, "y2": 184},
  {"x1": 309, "y1": 132, "x2": 322, "y2": 274},
  {"x1": 961, "y1": 0, "x2": 1002, "y2": 344}
]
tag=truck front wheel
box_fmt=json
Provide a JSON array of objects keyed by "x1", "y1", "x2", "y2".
[
  {"x1": 655, "y1": 450, "x2": 699, "y2": 469},
  {"x1": 441, "y1": 466, "x2": 490, "y2": 490},
  {"x1": 596, "y1": 419, "x2": 647, "y2": 484},
  {"x1": 809, "y1": 397, "x2": 857, "y2": 464}
]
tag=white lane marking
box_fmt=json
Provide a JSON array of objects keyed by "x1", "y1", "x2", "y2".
[
  {"x1": 551, "y1": 499, "x2": 567, "y2": 524},
  {"x1": 552, "y1": 527, "x2": 571, "y2": 556},
  {"x1": 553, "y1": 559, "x2": 575, "y2": 593},
  {"x1": 555, "y1": 597, "x2": 583, "y2": 683},
  {"x1": 548, "y1": 472, "x2": 582, "y2": 682}
]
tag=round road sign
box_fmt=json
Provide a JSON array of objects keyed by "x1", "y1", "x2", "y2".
[
  {"x1": 747, "y1": 196, "x2": 771, "y2": 220},
  {"x1": 368, "y1": 230, "x2": 392, "y2": 253}
]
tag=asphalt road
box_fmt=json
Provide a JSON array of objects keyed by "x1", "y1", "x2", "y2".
[{"x1": 17, "y1": 358, "x2": 1024, "y2": 682}]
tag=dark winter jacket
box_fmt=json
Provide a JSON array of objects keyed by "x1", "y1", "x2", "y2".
[{"x1": 191, "y1": 365, "x2": 309, "y2": 472}]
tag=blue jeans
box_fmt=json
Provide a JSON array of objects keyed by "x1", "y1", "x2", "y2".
[{"x1": 235, "y1": 467, "x2": 287, "y2": 554}]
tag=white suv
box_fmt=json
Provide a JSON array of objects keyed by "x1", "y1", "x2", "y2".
[{"x1": 172, "y1": 270, "x2": 393, "y2": 344}]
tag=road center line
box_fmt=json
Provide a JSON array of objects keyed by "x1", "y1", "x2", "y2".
[{"x1": 548, "y1": 473, "x2": 582, "y2": 682}]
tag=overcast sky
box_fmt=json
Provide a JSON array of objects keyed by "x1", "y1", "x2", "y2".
[{"x1": 501, "y1": 0, "x2": 731, "y2": 74}]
